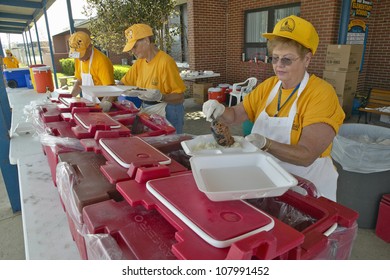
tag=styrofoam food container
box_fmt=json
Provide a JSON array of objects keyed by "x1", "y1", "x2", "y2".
[
  {"x1": 190, "y1": 153, "x2": 298, "y2": 201},
  {"x1": 181, "y1": 134, "x2": 258, "y2": 156}
]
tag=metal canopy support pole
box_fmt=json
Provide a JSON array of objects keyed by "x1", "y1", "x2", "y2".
[
  {"x1": 22, "y1": 32, "x2": 29, "y2": 66},
  {"x1": 66, "y1": 0, "x2": 76, "y2": 34},
  {"x1": 34, "y1": 19, "x2": 43, "y2": 64},
  {"x1": 24, "y1": 32, "x2": 32, "y2": 65},
  {"x1": 28, "y1": 27, "x2": 37, "y2": 64},
  {"x1": 0, "y1": 39, "x2": 20, "y2": 213},
  {"x1": 43, "y1": 4, "x2": 58, "y2": 89},
  {"x1": 338, "y1": 0, "x2": 351, "y2": 44}
]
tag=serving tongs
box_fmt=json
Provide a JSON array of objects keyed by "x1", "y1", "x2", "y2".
[{"x1": 210, "y1": 116, "x2": 235, "y2": 147}]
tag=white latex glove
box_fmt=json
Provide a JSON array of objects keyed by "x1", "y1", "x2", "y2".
[
  {"x1": 245, "y1": 133, "x2": 266, "y2": 150},
  {"x1": 138, "y1": 89, "x2": 162, "y2": 102},
  {"x1": 100, "y1": 100, "x2": 113, "y2": 112},
  {"x1": 202, "y1": 100, "x2": 225, "y2": 122}
]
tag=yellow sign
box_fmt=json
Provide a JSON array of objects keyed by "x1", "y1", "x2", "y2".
[{"x1": 350, "y1": 0, "x2": 373, "y2": 18}]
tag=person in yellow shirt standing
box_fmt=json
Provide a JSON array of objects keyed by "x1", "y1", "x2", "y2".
[
  {"x1": 68, "y1": 31, "x2": 115, "y2": 110},
  {"x1": 3, "y1": 49, "x2": 19, "y2": 69},
  {"x1": 203, "y1": 15, "x2": 345, "y2": 202},
  {"x1": 119, "y1": 23, "x2": 186, "y2": 134}
]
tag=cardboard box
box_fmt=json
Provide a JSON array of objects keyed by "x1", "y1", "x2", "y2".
[
  {"x1": 192, "y1": 83, "x2": 213, "y2": 104},
  {"x1": 323, "y1": 70, "x2": 359, "y2": 98},
  {"x1": 337, "y1": 91, "x2": 356, "y2": 119},
  {"x1": 325, "y1": 44, "x2": 364, "y2": 72}
]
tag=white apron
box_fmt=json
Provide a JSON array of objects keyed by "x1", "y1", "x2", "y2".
[
  {"x1": 251, "y1": 72, "x2": 338, "y2": 201},
  {"x1": 81, "y1": 48, "x2": 99, "y2": 103}
]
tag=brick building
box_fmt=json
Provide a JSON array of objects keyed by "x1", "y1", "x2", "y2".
[
  {"x1": 185, "y1": 0, "x2": 390, "y2": 97},
  {"x1": 51, "y1": 0, "x2": 389, "y2": 98}
]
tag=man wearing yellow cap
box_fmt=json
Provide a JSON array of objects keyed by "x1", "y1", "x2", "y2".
[
  {"x1": 203, "y1": 15, "x2": 345, "y2": 201},
  {"x1": 119, "y1": 23, "x2": 186, "y2": 133},
  {"x1": 68, "y1": 31, "x2": 115, "y2": 108},
  {"x1": 3, "y1": 49, "x2": 19, "y2": 69}
]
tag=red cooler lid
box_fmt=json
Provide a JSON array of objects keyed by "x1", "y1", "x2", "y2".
[
  {"x1": 99, "y1": 137, "x2": 171, "y2": 168},
  {"x1": 59, "y1": 97, "x2": 95, "y2": 107},
  {"x1": 74, "y1": 112, "x2": 122, "y2": 129},
  {"x1": 146, "y1": 173, "x2": 274, "y2": 248}
]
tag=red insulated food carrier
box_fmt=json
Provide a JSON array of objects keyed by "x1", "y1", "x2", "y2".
[
  {"x1": 86, "y1": 137, "x2": 187, "y2": 185},
  {"x1": 56, "y1": 151, "x2": 122, "y2": 259},
  {"x1": 115, "y1": 172, "x2": 358, "y2": 260},
  {"x1": 71, "y1": 112, "x2": 131, "y2": 139},
  {"x1": 82, "y1": 199, "x2": 178, "y2": 260},
  {"x1": 375, "y1": 194, "x2": 390, "y2": 242}
]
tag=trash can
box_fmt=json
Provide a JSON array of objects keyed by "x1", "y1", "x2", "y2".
[{"x1": 331, "y1": 123, "x2": 390, "y2": 229}]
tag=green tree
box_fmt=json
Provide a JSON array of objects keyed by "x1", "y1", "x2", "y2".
[{"x1": 83, "y1": 0, "x2": 179, "y2": 54}]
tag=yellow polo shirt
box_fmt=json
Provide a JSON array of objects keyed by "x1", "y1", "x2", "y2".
[
  {"x1": 242, "y1": 74, "x2": 345, "y2": 157},
  {"x1": 121, "y1": 50, "x2": 186, "y2": 94},
  {"x1": 3, "y1": 56, "x2": 19, "y2": 68},
  {"x1": 74, "y1": 47, "x2": 114, "y2": 85}
]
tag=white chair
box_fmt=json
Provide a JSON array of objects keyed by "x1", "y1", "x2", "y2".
[{"x1": 228, "y1": 77, "x2": 258, "y2": 107}]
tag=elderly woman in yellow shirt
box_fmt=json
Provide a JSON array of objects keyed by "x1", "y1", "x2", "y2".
[
  {"x1": 203, "y1": 15, "x2": 345, "y2": 202},
  {"x1": 3, "y1": 50, "x2": 19, "y2": 68}
]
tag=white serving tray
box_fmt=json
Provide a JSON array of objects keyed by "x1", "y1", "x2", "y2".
[
  {"x1": 80, "y1": 85, "x2": 137, "y2": 97},
  {"x1": 181, "y1": 134, "x2": 258, "y2": 156},
  {"x1": 190, "y1": 153, "x2": 298, "y2": 201}
]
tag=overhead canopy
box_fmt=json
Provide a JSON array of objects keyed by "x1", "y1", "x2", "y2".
[{"x1": 0, "y1": 0, "x2": 56, "y2": 34}]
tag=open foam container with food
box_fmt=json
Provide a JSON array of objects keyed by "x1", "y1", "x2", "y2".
[{"x1": 181, "y1": 134, "x2": 258, "y2": 156}]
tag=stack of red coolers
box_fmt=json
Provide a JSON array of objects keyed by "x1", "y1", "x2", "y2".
[{"x1": 36, "y1": 94, "x2": 359, "y2": 260}]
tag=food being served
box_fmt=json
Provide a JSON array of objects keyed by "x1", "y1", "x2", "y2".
[
  {"x1": 210, "y1": 119, "x2": 235, "y2": 147},
  {"x1": 191, "y1": 139, "x2": 242, "y2": 152}
]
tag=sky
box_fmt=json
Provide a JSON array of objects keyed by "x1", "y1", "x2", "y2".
[{"x1": 1, "y1": 0, "x2": 89, "y2": 48}]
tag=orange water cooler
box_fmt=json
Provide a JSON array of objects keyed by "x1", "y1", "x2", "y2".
[
  {"x1": 32, "y1": 66, "x2": 54, "y2": 93},
  {"x1": 208, "y1": 87, "x2": 225, "y2": 103}
]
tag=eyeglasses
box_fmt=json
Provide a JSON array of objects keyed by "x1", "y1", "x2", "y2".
[{"x1": 271, "y1": 56, "x2": 300, "y2": 66}]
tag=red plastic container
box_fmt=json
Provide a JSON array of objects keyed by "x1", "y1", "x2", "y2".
[
  {"x1": 117, "y1": 173, "x2": 358, "y2": 260},
  {"x1": 376, "y1": 194, "x2": 390, "y2": 242},
  {"x1": 56, "y1": 151, "x2": 121, "y2": 259},
  {"x1": 82, "y1": 199, "x2": 178, "y2": 259},
  {"x1": 71, "y1": 112, "x2": 130, "y2": 139},
  {"x1": 117, "y1": 172, "x2": 304, "y2": 260},
  {"x1": 116, "y1": 113, "x2": 176, "y2": 137},
  {"x1": 98, "y1": 137, "x2": 188, "y2": 184}
]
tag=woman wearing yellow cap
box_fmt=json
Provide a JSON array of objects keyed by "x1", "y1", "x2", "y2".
[
  {"x1": 119, "y1": 23, "x2": 186, "y2": 134},
  {"x1": 203, "y1": 15, "x2": 345, "y2": 201},
  {"x1": 3, "y1": 50, "x2": 19, "y2": 68},
  {"x1": 68, "y1": 31, "x2": 115, "y2": 107}
]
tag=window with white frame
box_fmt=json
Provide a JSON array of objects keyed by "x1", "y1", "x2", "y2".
[{"x1": 244, "y1": 4, "x2": 300, "y2": 62}]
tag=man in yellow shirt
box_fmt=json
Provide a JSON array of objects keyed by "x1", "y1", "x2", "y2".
[
  {"x1": 3, "y1": 49, "x2": 19, "y2": 68},
  {"x1": 68, "y1": 31, "x2": 115, "y2": 109},
  {"x1": 120, "y1": 24, "x2": 186, "y2": 133},
  {"x1": 203, "y1": 15, "x2": 345, "y2": 201}
]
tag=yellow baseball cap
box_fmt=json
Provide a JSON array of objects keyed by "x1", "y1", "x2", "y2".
[
  {"x1": 123, "y1": 24, "x2": 154, "y2": 52},
  {"x1": 263, "y1": 15, "x2": 319, "y2": 54},
  {"x1": 68, "y1": 31, "x2": 91, "y2": 58},
  {"x1": 5, "y1": 49, "x2": 12, "y2": 54}
]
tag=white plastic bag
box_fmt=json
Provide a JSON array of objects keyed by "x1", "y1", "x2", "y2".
[{"x1": 331, "y1": 124, "x2": 390, "y2": 173}]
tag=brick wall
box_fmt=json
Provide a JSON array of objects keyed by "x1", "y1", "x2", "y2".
[
  {"x1": 358, "y1": 0, "x2": 390, "y2": 95},
  {"x1": 187, "y1": 0, "x2": 228, "y2": 87}
]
